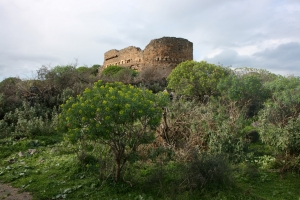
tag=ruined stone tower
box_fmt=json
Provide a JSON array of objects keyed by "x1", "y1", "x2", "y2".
[{"x1": 101, "y1": 37, "x2": 193, "y2": 78}]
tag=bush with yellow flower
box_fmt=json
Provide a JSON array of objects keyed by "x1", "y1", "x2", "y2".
[{"x1": 57, "y1": 80, "x2": 168, "y2": 182}]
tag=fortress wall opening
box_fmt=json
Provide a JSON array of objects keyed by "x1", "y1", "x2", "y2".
[{"x1": 103, "y1": 46, "x2": 143, "y2": 69}]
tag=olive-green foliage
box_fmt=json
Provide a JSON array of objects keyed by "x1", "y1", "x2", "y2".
[
  {"x1": 76, "y1": 65, "x2": 101, "y2": 76},
  {"x1": 0, "y1": 93, "x2": 4, "y2": 117},
  {"x1": 113, "y1": 68, "x2": 138, "y2": 83},
  {"x1": 0, "y1": 66, "x2": 95, "y2": 138},
  {"x1": 131, "y1": 153, "x2": 232, "y2": 197},
  {"x1": 101, "y1": 65, "x2": 138, "y2": 83},
  {"x1": 0, "y1": 119, "x2": 12, "y2": 138},
  {"x1": 217, "y1": 74, "x2": 270, "y2": 117},
  {"x1": 204, "y1": 98, "x2": 249, "y2": 161},
  {"x1": 218, "y1": 74, "x2": 268, "y2": 104},
  {"x1": 258, "y1": 76, "x2": 300, "y2": 156},
  {"x1": 76, "y1": 66, "x2": 89, "y2": 72},
  {"x1": 233, "y1": 67, "x2": 277, "y2": 84},
  {"x1": 157, "y1": 97, "x2": 249, "y2": 162},
  {"x1": 101, "y1": 65, "x2": 124, "y2": 76},
  {"x1": 146, "y1": 83, "x2": 166, "y2": 93},
  {"x1": 90, "y1": 64, "x2": 101, "y2": 76},
  {"x1": 157, "y1": 98, "x2": 212, "y2": 151},
  {"x1": 167, "y1": 61, "x2": 230, "y2": 99},
  {"x1": 33, "y1": 64, "x2": 99, "y2": 108},
  {"x1": 180, "y1": 153, "x2": 233, "y2": 190},
  {"x1": 264, "y1": 75, "x2": 300, "y2": 93},
  {"x1": 0, "y1": 101, "x2": 57, "y2": 138},
  {"x1": 0, "y1": 77, "x2": 22, "y2": 119},
  {"x1": 43, "y1": 65, "x2": 79, "y2": 91},
  {"x1": 52, "y1": 65, "x2": 75, "y2": 75},
  {"x1": 45, "y1": 65, "x2": 96, "y2": 91},
  {"x1": 58, "y1": 81, "x2": 168, "y2": 181}
]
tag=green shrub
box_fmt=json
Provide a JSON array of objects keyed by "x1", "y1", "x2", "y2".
[
  {"x1": 274, "y1": 155, "x2": 300, "y2": 174},
  {"x1": 0, "y1": 93, "x2": 5, "y2": 119},
  {"x1": 58, "y1": 81, "x2": 168, "y2": 181},
  {"x1": 180, "y1": 153, "x2": 233, "y2": 190},
  {"x1": 129, "y1": 152, "x2": 232, "y2": 195},
  {"x1": 264, "y1": 75, "x2": 300, "y2": 93},
  {"x1": 101, "y1": 65, "x2": 138, "y2": 83},
  {"x1": 156, "y1": 97, "x2": 249, "y2": 162},
  {"x1": 0, "y1": 77, "x2": 22, "y2": 119},
  {"x1": 204, "y1": 98, "x2": 250, "y2": 161},
  {"x1": 157, "y1": 98, "x2": 207, "y2": 149},
  {"x1": 258, "y1": 113, "x2": 300, "y2": 155},
  {"x1": 217, "y1": 74, "x2": 270, "y2": 117},
  {"x1": 233, "y1": 67, "x2": 277, "y2": 84},
  {"x1": 2, "y1": 101, "x2": 57, "y2": 138},
  {"x1": 113, "y1": 68, "x2": 138, "y2": 83},
  {"x1": 258, "y1": 78, "x2": 300, "y2": 155},
  {"x1": 101, "y1": 65, "x2": 124, "y2": 76},
  {"x1": 207, "y1": 123, "x2": 248, "y2": 161},
  {"x1": 146, "y1": 83, "x2": 165, "y2": 93},
  {"x1": 0, "y1": 120, "x2": 12, "y2": 138},
  {"x1": 90, "y1": 64, "x2": 101, "y2": 76},
  {"x1": 257, "y1": 76, "x2": 300, "y2": 175},
  {"x1": 167, "y1": 61, "x2": 230, "y2": 99}
]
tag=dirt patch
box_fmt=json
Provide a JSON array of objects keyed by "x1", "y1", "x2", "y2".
[{"x1": 0, "y1": 183, "x2": 32, "y2": 200}]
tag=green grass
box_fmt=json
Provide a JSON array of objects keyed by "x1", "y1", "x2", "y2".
[
  {"x1": 0, "y1": 136, "x2": 300, "y2": 200},
  {"x1": 244, "y1": 172, "x2": 300, "y2": 199}
]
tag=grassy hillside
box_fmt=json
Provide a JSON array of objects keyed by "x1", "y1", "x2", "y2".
[{"x1": 0, "y1": 62, "x2": 300, "y2": 199}]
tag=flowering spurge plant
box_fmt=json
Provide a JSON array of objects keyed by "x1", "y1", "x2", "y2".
[{"x1": 58, "y1": 81, "x2": 168, "y2": 181}]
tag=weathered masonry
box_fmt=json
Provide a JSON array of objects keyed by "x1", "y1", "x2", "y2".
[{"x1": 101, "y1": 37, "x2": 193, "y2": 78}]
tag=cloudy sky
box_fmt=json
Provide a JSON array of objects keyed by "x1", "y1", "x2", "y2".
[{"x1": 0, "y1": 0, "x2": 299, "y2": 81}]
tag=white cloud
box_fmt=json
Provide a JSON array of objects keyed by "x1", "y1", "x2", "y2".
[{"x1": 0, "y1": 0, "x2": 300, "y2": 80}]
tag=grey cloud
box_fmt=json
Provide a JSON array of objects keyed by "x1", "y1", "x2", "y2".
[
  {"x1": 205, "y1": 43, "x2": 300, "y2": 76},
  {"x1": 254, "y1": 42, "x2": 300, "y2": 61},
  {"x1": 1, "y1": 0, "x2": 300, "y2": 81},
  {"x1": 253, "y1": 42, "x2": 300, "y2": 75},
  {"x1": 204, "y1": 49, "x2": 255, "y2": 67}
]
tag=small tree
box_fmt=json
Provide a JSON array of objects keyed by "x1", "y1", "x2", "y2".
[
  {"x1": 58, "y1": 81, "x2": 168, "y2": 181},
  {"x1": 167, "y1": 61, "x2": 230, "y2": 99}
]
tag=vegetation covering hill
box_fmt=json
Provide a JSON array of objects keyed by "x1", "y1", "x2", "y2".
[{"x1": 0, "y1": 61, "x2": 300, "y2": 199}]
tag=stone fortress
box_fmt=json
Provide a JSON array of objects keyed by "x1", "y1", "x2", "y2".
[{"x1": 101, "y1": 37, "x2": 193, "y2": 78}]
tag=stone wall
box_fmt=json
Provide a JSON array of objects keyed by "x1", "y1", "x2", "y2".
[{"x1": 101, "y1": 37, "x2": 193, "y2": 78}]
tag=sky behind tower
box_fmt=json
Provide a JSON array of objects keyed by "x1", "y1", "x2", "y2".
[{"x1": 0, "y1": 0, "x2": 299, "y2": 81}]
